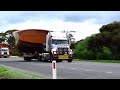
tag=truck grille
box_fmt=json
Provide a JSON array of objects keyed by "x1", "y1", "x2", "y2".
[
  {"x1": 58, "y1": 48, "x2": 68, "y2": 55},
  {"x1": 4, "y1": 52, "x2": 7, "y2": 54}
]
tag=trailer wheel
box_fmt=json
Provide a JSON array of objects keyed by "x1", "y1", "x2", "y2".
[
  {"x1": 41, "y1": 55, "x2": 45, "y2": 62},
  {"x1": 37, "y1": 55, "x2": 42, "y2": 61},
  {"x1": 37, "y1": 58, "x2": 41, "y2": 61},
  {"x1": 24, "y1": 57, "x2": 31, "y2": 61}
]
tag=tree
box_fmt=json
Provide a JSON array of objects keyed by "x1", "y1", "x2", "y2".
[
  {"x1": 100, "y1": 21, "x2": 120, "y2": 33},
  {"x1": 61, "y1": 30, "x2": 76, "y2": 49},
  {"x1": 5, "y1": 29, "x2": 18, "y2": 47},
  {"x1": 74, "y1": 21, "x2": 120, "y2": 60},
  {"x1": 0, "y1": 32, "x2": 7, "y2": 43},
  {"x1": 88, "y1": 21, "x2": 120, "y2": 60},
  {"x1": 111, "y1": 33, "x2": 120, "y2": 59},
  {"x1": 66, "y1": 30, "x2": 76, "y2": 49},
  {"x1": 73, "y1": 37, "x2": 96, "y2": 59},
  {"x1": 96, "y1": 47, "x2": 112, "y2": 60}
]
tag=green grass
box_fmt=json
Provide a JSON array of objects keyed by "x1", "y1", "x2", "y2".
[
  {"x1": 73, "y1": 59, "x2": 120, "y2": 63},
  {"x1": 0, "y1": 66, "x2": 45, "y2": 79}
]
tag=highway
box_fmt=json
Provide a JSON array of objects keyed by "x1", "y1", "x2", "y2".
[{"x1": 0, "y1": 57, "x2": 120, "y2": 79}]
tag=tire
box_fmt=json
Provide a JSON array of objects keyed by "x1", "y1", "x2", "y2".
[
  {"x1": 49, "y1": 58, "x2": 53, "y2": 62},
  {"x1": 37, "y1": 55, "x2": 42, "y2": 61},
  {"x1": 4, "y1": 56, "x2": 7, "y2": 58},
  {"x1": 58, "y1": 60, "x2": 62, "y2": 62},
  {"x1": 41, "y1": 54, "x2": 49, "y2": 62},
  {"x1": 68, "y1": 59, "x2": 72, "y2": 63},
  {"x1": 24, "y1": 57, "x2": 31, "y2": 61},
  {"x1": 41, "y1": 56, "x2": 46, "y2": 62}
]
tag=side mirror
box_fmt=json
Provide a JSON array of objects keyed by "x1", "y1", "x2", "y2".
[{"x1": 48, "y1": 39, "x2": 51, "y2": 45}]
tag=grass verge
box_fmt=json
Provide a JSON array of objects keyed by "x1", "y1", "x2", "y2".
[
  {"x1": 73, "y1": 59, "x2": 120, "y2": 63},
  {"x1": 0, "y1": 66, "x2": 44, "y2": 79}
]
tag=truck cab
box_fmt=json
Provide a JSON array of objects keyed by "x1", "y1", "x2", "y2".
[
  {"x1": 46, "y1": 32, "x2": 73, "y2": 62},
  {"x1": 0, "y1": 47, "x2": 10, "y2": 58}
]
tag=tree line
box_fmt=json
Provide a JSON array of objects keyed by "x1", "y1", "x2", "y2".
[
  {"x1": 73, "y1": 21, "x2": 120, "y2": 60},
  {"x1": 0, "y1": 29, "x2": 22, "y2": 56}
]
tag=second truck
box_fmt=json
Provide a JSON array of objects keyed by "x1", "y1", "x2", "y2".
[
  {"x1": 13, "y1": 29, "x2": 73, "y2": 62},
  {"x1": 0, "y1": 43, "x2": 12, "y2": 58}
]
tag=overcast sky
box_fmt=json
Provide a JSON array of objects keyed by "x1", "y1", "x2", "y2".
[{"x1": 0, "y1": 11, "x2": 120, "y2": 41}]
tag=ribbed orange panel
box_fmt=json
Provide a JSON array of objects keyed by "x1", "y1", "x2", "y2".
[{"x1": 17, "y1": 29, "x2": 49, "y2": 43}]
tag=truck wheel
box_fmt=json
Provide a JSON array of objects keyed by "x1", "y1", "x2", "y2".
[
  {"x1": 41, "y1": 55, "x2": 48, "y2": 62},
  {"x1": 58, "y1": 60, "x2": 62, "y2": 62},
  {"x1": 4, "y1": 56, "x2": 7, "y2": 58},
  {"x1": 41, "y1": 58, "x2": 47, "y2": 62},
  {"x1": 37, "y1": 55, "x2": 42, "y2": 61},
  {"x1": 37, "y1": 57, "x2": 41, "y2": 61},
  {"x1": 24, "y1": 57, "x2": 31, "y2": 61},
  {"x1": 68, "y1": 59, "x2": 72, "y2": 63},
  {"x1": 41, "y1": 56, "x2": 45, "y2": 62}
]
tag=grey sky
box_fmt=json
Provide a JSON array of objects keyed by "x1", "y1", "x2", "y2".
[{"x1": 0, "y1": 11, "x2": 120, "y2": 25}]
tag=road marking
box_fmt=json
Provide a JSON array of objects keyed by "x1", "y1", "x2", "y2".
[
  {"x1": 106, "y1": 72, "x2": 112, "y2": 73},
  {"x1": 72, "y1": 68, "x2": 76, "y2": 70},
  {"x1": 85, "y1": 69, "x2": 93, "y2": 71}
]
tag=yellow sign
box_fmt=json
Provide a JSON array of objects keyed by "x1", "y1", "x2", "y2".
[
  {"x1": 58, "y1": 55, "x2": 68, "y2": 59},
  {"x1": 3, "y1": 54, "x2": 8, "y2": 56}
]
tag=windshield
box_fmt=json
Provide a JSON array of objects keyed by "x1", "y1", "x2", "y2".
[
  {"x1": 52, "y1": 39, "x2": 68, "y2": 44},
  {"x1": 1, "y1": 49, "x2": 8, "y2": 51}
]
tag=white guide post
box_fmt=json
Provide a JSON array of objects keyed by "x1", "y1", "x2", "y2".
[{"x1": 52, "y1": 60, "x2": 57, "y2": 79}]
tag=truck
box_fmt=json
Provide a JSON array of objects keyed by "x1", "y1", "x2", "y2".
[
  {"x1": 0, "y1": 43, "x2": 12, "y2": 58},
  {"x1": 13, "y1": 29, "x2": 73, "y2": 62}
]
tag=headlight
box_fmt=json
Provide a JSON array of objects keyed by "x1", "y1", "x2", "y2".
[
  {"x1": 69, "y1": 49, "x2": 73, "y2": 54},
  {"x1": 52, "y1": 51, "x2": 57, "y2": 54},
  {"x1": 69, "y1": 51, "x2": 72, "y2": 54}
]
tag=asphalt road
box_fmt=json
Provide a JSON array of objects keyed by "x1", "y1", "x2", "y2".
[{"x1": 0, "y1": 57, "x2": 120, "y2": 79}]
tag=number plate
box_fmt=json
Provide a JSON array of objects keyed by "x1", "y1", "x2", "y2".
[
  {"x1": 4, "y1": 54, "x2": 8, "y2": 56},
  {"x1": 58, "y1": 55, "x2": 68, "y2": 59}
]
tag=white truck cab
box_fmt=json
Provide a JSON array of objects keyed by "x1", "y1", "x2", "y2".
[
  {"x1": 0, "y1": 47, "x2": 10, "y2": 58},
  {"x1": 46, "y1": 31, "x2": 73, "y2": 62}
]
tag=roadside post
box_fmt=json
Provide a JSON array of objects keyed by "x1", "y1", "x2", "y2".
[
  {"x1": 50, "y1": 50, "x2": 57, "y2": 79},
  {"x1": 49, "y1": 33, "x2": 57, "y2": 79},
  {"x1": 52, "y1": 60, "x2": 57, "y2": 79}
]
